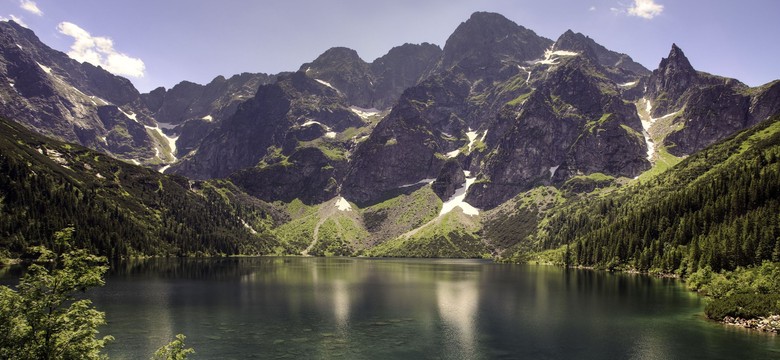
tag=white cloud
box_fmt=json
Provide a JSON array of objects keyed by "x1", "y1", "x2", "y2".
[
  {"x1": 627, "y1": 0, "x2": 664, "y2": 19},
  {"x1": 20, "y1": 0, "x2": 43, "y2": 16},
  {"x1": 57, "y1": 22, "x2": 145, "y2": 78},
  {"x1": 589, "y1": 6, "x2": 596, "y2": 11}
]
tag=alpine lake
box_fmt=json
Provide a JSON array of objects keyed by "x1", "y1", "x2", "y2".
[{"x1": 3, "y1": 257, "x2": 778, "y2": 359}]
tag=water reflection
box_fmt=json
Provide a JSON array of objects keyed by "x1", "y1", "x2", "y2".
[
  {"x1": 8, "y1": 257, "x2": 769, "y2": 359},
  {"x1": 436, "y1": 279, "x2": 478, "y2": 359}
]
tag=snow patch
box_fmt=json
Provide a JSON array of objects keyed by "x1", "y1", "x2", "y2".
[
  {"x1": 549, "y1": 165, "x2": 559, "y2": 179},
  {"x1": 157, "y1": 122, "x2": 177, "y2": 130},
  {"x1": 302, "y1": 120, "x2": 332, "y2": 131},
  {"x1": 439, "y1": 171, "x2": 479, "y2": 217},
  {"x1": 518, "y1": 65, "x2": 532, "y2": 82},
  {"x1": 466, "y1": 130, "x2": 478, "y2": 152},
  {"x1": 316, "y1": 79, "x2": 339, "y2": 92},
  {"x1": 446, "y1": 150, "x2": 461, "y2": 158},
  {"x1": 36, "y1": 62, "x2": 52, "y2": 74},
  {"x1": 349, "y1": 106, "x2": 380, "y2": 120},
  {"x1": 119, "y1": 108, "x2": 138, "y2": 122},
  {"x1": 619, "y1": 81, "x2": 638, "y2": 87},
  {"x1": 145, "y1": 125, "x2": 179, "y2": 161},
  {"x1": 324, "y1": 131, "x2": 337, "y2": 139},
  {"x1": 95, "y1": 173, "x2": 104, "y2": 179},
  {"x1": 480, "y1": 130, "x2": 488, "y2": 143},
  {"x1": 644, "y1": 134, "x2": 655, "y2": 161},
  {"x1": 400, "y1": 178, "x2": 436, "y2": 188},
  {"x1": 90, "y1": 96, "x2": 110, "y2": 106},
  {"x1": 532, "y1": 46, "x2": 579, "y2": 66},
  {"x1": 129, "y1": 159, "x2": 141, "y2": 165},
  {"x1": 335, "y1": 197, "x2": 352, "y2": 212},
  {"x1": 158, "y1": 165, "x2": 171, "y2": 174},
  {"x1": 201, "y1": 115, "x2": 213, "y2": 122}
]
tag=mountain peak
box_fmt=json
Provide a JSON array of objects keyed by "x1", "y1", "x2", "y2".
[
  {"x1": 660, "y1": 43, "x2": 695, "y2": 74},
  {"x1": 441, "y1": 11, "x2": 551, "y2": 76},
  {"x1": 553, "y1": 30, "x2": 649, "y2": 75}
]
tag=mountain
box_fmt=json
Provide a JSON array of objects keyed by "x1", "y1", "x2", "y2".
[
  {"x1": 140, "y1": 72, "x2": 277, "y2": 158},
  {"x1": 0, "y1": 20, "x2": 163, "y2": 163},
  {"x1": 497, "y1": 113, "x2": 780, "y2": 274},
  {"x1": 0, "y1": 115, "x2": 284, "y2": 258},
  {"x1": 645, "y1": 44, "x2": 780, "y2": 156},
  {"x1": 300, "y1": 43, "x2": 442, "y2": 110},
  {"x1": 342, "y1": 12, "x2": 649, "y2": 207},
  {"x1": 1, "y1": 12, "x2": 780, "y2": 261}
]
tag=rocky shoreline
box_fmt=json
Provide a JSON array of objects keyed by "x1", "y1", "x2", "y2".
[{"x1": 722, "y1": 315, "x2": 780, "y2": 333}]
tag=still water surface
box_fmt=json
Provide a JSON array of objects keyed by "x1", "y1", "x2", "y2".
[{"x1": 37, "y1": 258, "x2": 780, "y2": 358}]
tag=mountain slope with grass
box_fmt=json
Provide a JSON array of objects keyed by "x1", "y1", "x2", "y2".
[{"x1": 0, "y1": 116, "x2": 284, "y2": 258}]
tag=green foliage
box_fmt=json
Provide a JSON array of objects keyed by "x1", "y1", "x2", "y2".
[
  {"x1": 368, "y1": 211, "x2": 486, "y2": 258},
  {"x1": 0, "y1": 117, "x2": 283, "y2": 258},
  {"x1": 526, "y1": 116, "x2": 780, "y2": 274},
  {"x1": 705, "y1": 293, "x2": 780, "y2": 320},
  {"x1": 0, "y1": 228, "x2": 113, "y2": 359},
  {"x1": 152, "y1": 334, "x2": 194, "y2": 360}
]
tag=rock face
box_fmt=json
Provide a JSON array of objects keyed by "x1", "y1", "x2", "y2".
[
  {"x1": 646, "y1": 45, "x2": 780, "y2": 156},
  {"x1": 2, "y1": 14, "x2": 780, "y2": 212},
  {"x1": 300, "y1": 43, "x2": 442, "y2": 110},
  {"x1": 554, "y1": 30, "x2": 649, "y2": 76},
  {"x1": 171, "y1": 71, "x2": 364, "y2": 186},
  {"x1": 343, "y1": 12, "x2": 651, "y2": 208},
  {"x1": 432, "y1": 159, "x2": 466, "y2": 200},
  {"x1": 0, "y1": 20, "x2": 154, "y2": 161}
]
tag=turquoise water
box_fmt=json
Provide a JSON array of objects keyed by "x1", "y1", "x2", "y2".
[{"x1": 11, "y1": 257, "x2": 779, "y2": 359}]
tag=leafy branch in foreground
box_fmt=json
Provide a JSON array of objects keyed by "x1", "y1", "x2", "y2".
[
  {"x1": 0, "y1": 227, "x2": 112, "y2": 360},
  {"x1": 152, "y1": 334, "x2": 195, "y2": 360}
]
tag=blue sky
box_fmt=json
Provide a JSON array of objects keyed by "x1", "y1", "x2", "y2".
[{"x1": 1, "y1": 0, "x2": 778, "y2": 92}]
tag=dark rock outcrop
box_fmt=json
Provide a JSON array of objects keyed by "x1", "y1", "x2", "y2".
[{"x1": 432, "y1": 159, "x2": 466, "y2": 200}]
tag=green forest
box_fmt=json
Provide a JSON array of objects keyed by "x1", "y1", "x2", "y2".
[{"x1": 0, "y1": 117, "x2": 284, "y2": 259}]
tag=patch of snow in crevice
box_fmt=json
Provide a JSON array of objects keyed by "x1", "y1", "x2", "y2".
[
  {"x1": 466, "y1": 129, "x2": 478, "y2": 152},
  {"x1": 480, "y1": 130, "x2": 488, "y2": 143},
  {"x1": 549, "y1": 165, "x2": 559, "y2": 179},
  {"x1": 158, "y1": 165, "x2": 171, "y2": 174},
  {"x1": 349, "y1": 106, "x2": 380, "y2": 120},
  {"x1": 15, "y1": 44, "x2": 22, "y2": 49},
  {"x1": 441, "y1": 132, "x2": 453, "y2": 138},
  {"x1": 399, "y1": 178, "x2": 436, "y2": 188},
  {"x1": 324, "y1": 131, "x2": 337, "y2": 139},
  {"x1": 95, "y1": 173, "x2": 104, "y2": 179},
  {"x1": 201, "y1": 115, "x2": 213, "y2": 122},
  {"x1": 531, "y1": 46, "x2": 579, "y2": 66},
  {"x1": 129, "y1": 159, "x2": 141, "y2": 165},
  {"x1": 644, "y1": 133, "x2": 655, "y2": 161},
  {"x1": 446, "y1": 150, "x2": 460, "y2": 158},
  {"x1": 100, "y1": 136, "x2": 107, "y2": 144},
  {"x1": 119, "y1": 108, "x2": 138, "y2": 122},
  {"x1": 315, "y1": 79, "x2": 339, "y2": 93},
  {"x1": 335, "y1": 197, "x2": 352, "y2": 212},
  {"x1": 518, "y1": 65, "x2": 531, "y2": 82},
  {"x1": 439, "y1": 171, "x2": 479, "y2": 217},
  {"x1": 36, "y1": 62, "x2": 52, "y2": 74},
  {"x1": 301, "y1": 120, "x2": 332, "y2": 131},
  {"x1": 645, "y1": 98, "x2": 652, "y2": 113},
  {"x1": 619, "y1": 81, "x2": 638, "y2": 87},
  {"x1": 90, "y1": 96, "x2": 110, "y2": 106},
  {"x1": 145, "y1": 125, "x2": 179, "y2": 161}
]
